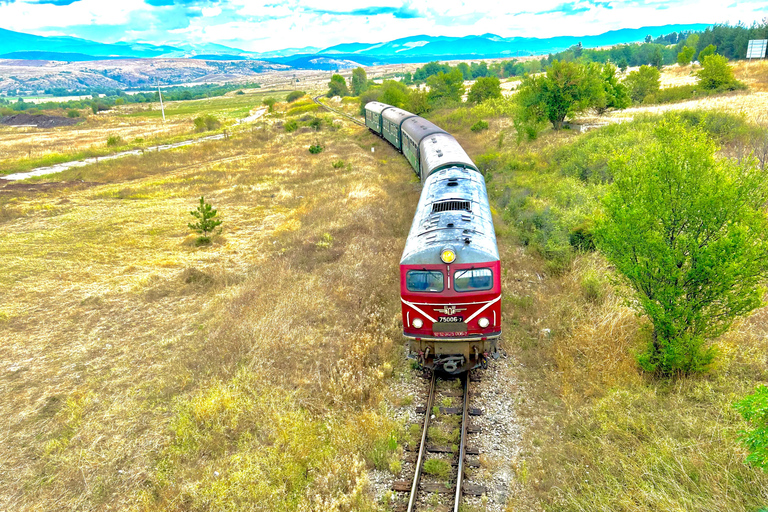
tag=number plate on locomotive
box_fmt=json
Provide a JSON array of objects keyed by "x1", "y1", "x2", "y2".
[{"x1": 438, "y1": 316, "x2": 464, "y2": 323}]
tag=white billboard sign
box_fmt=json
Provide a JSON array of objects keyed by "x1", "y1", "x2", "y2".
[{"x1": 747, "y1": 39, "x2": 767, "y2": 59}]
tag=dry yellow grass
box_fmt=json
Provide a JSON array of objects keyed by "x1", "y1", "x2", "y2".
[{"x1": 0, "y1": 114, "x2": 417, "y2": 510}]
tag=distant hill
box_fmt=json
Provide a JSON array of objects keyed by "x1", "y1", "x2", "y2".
[
  {"x1": 0, "y1": 23, "x2": 714, "y2": 69},
  {"x1": 318, "y1": 24, "x2": 713, "y2": 62}
]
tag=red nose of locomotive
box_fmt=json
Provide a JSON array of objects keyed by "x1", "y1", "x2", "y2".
[{"x1": 400, "y1": 259, "x2": 501, "y2": 341}]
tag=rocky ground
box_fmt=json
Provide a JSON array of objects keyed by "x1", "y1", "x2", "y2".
[{"x1": 369, "y1": 344, "x2": 521, "y2": 511}]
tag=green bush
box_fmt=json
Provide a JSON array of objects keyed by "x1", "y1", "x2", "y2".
[
  {"x1": 596, "y1": 118, "x2": 768, "y2": 374},
  {"x1": 470, "y1": 120, "x2": 489, "y2": 132},
  {"x1": 735, "y1": 385, "x2": 768, "y2": 471},
  {"x1": 308, "y1": 144, "x2": 323, "y2": 154},
  {"x1": 66, "y1": 109, "x2": 80, "y2": 118},
  {"x1": 286, "y1": 90, "x2": 305, "y2": 103},
  {"x1": 332, "y1": 160, "x2": 345, "y2": 169},
  {"x1": 193, "y1": 114, "x2": 221, "y2": 132},
  {"x1": 106, "y1": 135, "x2": 122, "y2": 147},
  {"x1": 188, "y1": 196, "x2": 222, "y2": 245},
  {"x1": 284, "y1": 119, "x2": 298, "y2": 132},
  {"x1": 235, "y1": 90, "x2": 245, "y2": 95}
]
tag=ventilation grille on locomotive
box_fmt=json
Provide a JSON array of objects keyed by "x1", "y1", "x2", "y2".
[{"x1": 432, "y1": 201, "x2": 471, "y2": 213}]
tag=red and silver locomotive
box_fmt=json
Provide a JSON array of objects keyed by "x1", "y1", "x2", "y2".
[{"x1": 365, "y1": 102, "x2": 501, "y2": 374}]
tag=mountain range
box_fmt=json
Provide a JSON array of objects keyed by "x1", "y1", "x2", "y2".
[{"x1": 0, "y1": 23, "x2": 712, "y2": 67}]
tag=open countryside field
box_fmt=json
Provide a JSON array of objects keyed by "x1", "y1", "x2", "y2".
[
  {"x1": 0, "y1": 87, "x2": 300, "y2": 175},
  {"x1": 3, "y1": 57, "x2": 768, "y2": 511}
]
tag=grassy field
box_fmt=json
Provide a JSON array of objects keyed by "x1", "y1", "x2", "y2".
[
  {"x1": 3, "y1": 60, "x2": 768, "y2": 511},
  {"x1": 0, "y1": 88, "x2": 299, "y2": 175},
  {"x1": 0, "y1": 108, "x2": 418, "y2": 510}
]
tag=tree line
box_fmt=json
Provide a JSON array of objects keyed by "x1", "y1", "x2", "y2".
[{"x1": 0, "y1": 82, "x2": 260, "y2": 115}]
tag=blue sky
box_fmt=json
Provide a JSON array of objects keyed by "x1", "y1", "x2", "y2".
[{"x1": 1, "y1": 0, "x2": 766, "y2": 52}]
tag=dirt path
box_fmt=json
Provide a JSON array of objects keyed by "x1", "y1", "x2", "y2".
[{"x1": 1, "y1": 108, "x2": 267, "y2": 181}]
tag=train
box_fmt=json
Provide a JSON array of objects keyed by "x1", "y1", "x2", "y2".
[{"x1": 364, "y1": 101, "x2": 501, "y2": 374}]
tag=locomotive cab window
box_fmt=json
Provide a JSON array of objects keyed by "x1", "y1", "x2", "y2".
[
  {"x1": 406, "y1": 270, "x2": 444, "y2": 292},
  {"x1": 454, "y1": 268, "x2": 493, "y2": 292}
]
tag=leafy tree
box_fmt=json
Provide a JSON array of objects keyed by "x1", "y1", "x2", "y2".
[
  {"x1": 617, "y1": 58, "x2": 628, "y2": 72},
  {"x1": 456, "y1": 62, "x2": 472, "y2": 80},
  {"x1": 595, "y1": 119, "x2": 768, "y2": 374},
  {"x1": 623, "y1": 65, "x2": 660, "y2": 103},
  {"x1": 262, "y1": 97, "x2": 276, "y2": 112},
  {"x1": 188, "y1": 196, "x2": 223, "y2": 244},
  {"x1": 351, "y1": 67, "x2": 368, "y2": 96},
  {"x1": 698, "y1": 44, "x2": 717, "y2": 61},
  {"x1": 650, "y1": 46, "x2": 664, "y2": 68},
  {"x1": 470, "y1": 61, "x2": 489, "y2": 78},
  {"x1": 426, "y1": 68, "x2": 465, "y2": 106},
  {"x1": 514, "y1": 60, "x2": 602, "y2": 131},
  {"x1": 378, "y1": 80, "x2": 409, "y2": 109},
  {"x1": 644, "y1": 34, "x2": 652, "y2": 43},
  {"x1": 735, "y1": 385, "x2": 768, "y2": 471},
  {"x1": 327, "y1": 74, "x2": 349, "y2": 98},
  {"x1": 697, "y1": 54, "x2": 737, "y2": 90},
  {"x1": 594, "y1": 63, "x2": 631, "y2": 115},
  {"x1": 467, "y1": 76, "x2": 502, "y2": 104},
  {"x1": 677, "y1": 46, "x2": 695, "y2": 66},
  {"x1": 193, "y1": 115, "x2": 221, "y2": 132},
  {"x1": 407, "y1": 89, "x2": 431, "y2": 115}
]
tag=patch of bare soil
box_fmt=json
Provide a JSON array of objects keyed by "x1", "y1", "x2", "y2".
[{"x1": 0, "y1": 113, "x2": 83, "y2": 128}]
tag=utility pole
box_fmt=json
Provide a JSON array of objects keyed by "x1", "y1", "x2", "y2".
[{"x1": 156, "y1": 79, "x2": 166, "y2": 123}]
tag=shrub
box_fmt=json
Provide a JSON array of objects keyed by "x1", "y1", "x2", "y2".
[
  {"x1": 332, "y1": 160, "x2": 345, "y2": 169},
  {"x1": 624, "y1": 65, "x2": 660, "y2": 103},
  {"x1": 309, "y1": 117, "x2": 322, "y2": 131},
  {"x1": 735, "y1": 385, "x2": 768, "y2": 471},
  {"x1": 284, "y1": 119, "x2": 298, "y2": 132},
  {"x1": 470, "y1": 120, "x2": 489, "y2": 132},
  {"x1": 193, "y1": 114, "x2": 221, "y2": 132},
  {"x1": 286, "y1": 90, "x2": 305, "y2": 102},
  {"x1": 595, "y1": 118, "x2": 768, "y2": 374},
  {"x1": 286, "y1": 104, "x2": 319, "y2": 116},
  {"x1": 66, "y1": 109, "x2": 80, "y2": 118},
  {"x1": 697, "y1": 54, "x2": 741, "y2": 90},
  {"x1": 235, "y1": 90, "x2": 245, "y2": 95},
  {"x1": 263, "y1": 97, "x2": 276, "y2": 112},
  {"x1": 106, "y1": 135, "x2": 122, "y2": 147},
  {"x1": 308, "y1": 144, "x2": 323, "y2": 154},
  {"x1": 188, "y1": 196, "x2": 222, "y2": 245}
]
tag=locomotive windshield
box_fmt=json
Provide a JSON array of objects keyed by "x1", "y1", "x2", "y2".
[
  {"x1": 454, "y1": 268, "x2": 493, "y2": 292},
  {"x1": 406, "y1": 270, "x2": 444, "y2": 292}
]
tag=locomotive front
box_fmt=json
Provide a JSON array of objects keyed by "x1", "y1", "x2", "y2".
[{"x1": 400, "y1": 167, "x2": 501, "y2": 374}]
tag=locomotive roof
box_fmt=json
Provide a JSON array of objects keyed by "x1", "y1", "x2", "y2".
[
  {"x1": 400, "y1": 166, "x2": 499, "y2": 266},
  {"x1": 382, "y1": 107, "x2": 417, "y2": 125},
  {"x1": 402, "y1": 116, "x2": 446, "y2": 145},
  {"x1": 364, "y1": 101, "x2": 391, "y2": 115},
  {"x1": 420, "y1": 132, "x2": 478, "y2": 180}
]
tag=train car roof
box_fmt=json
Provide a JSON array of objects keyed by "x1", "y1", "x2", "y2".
[
  {"x1": 400, "y1": 167, "x2": 498, "y2": 265},
  {"x1": 364, "y1": 101, "x2": 391, "y2": 115},
  {"x1": 401, "y1": 116, "x2": 446, "y2": 145},
  {"x1": 382, "y1": 107, "x2": 417, "y2": 125},
  {"x1": 420, "y1": 132, "x2": 478, "y2": 179}
]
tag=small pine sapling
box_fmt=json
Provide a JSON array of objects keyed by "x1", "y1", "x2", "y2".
[{"x1": 188, "y1": 196, "x2": 222, "y2": 245}]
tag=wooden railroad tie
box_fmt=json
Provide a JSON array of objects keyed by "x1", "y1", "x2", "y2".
[
  {"x1": 426, "y1": 444, "x2": 480, "y2": 455},
  {"x1": 416, "y1": 406, "x2": 484, "y2": 415}
]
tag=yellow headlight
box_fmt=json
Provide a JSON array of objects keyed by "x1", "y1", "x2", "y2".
[{"x1": 440, "y1": 248, "x2": 456, "y2": 264}]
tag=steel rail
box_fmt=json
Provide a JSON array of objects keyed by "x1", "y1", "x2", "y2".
[
  {"x1": 453, "y1": 373, "x2": 469, "y2": 511},
  {"x1": 312, "y1": 95, "x2": 367, "y2": 127},
  {"x1": 407, "y1": 371, "x2": 437, "y2": 512}
]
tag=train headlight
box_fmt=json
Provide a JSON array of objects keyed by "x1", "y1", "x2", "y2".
[
  {"x1": 440, "y1": 247, "x2": 456, "y2": 264},
  {"x1": 412, "y1": 318, "x2": 424, "y2": 329},
  {"x1": 478, "y1": 317, "x2": 490, "y2": 328}
]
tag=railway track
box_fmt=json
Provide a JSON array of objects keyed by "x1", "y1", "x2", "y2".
[
  {"x1": 312, "y1": 95, "x2": 367, "y2": 127},
  {"x1": 392, "y1": 371, "x2": 487, "y2": 512}
]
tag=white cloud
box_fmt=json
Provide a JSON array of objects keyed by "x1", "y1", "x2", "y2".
[{"x1": 0, "y1": 0, "x2": 766, "y2": 52}]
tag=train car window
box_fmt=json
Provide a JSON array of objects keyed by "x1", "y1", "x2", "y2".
[
  {"x1": 454, "y1": 268, "x2": 493, "y2": 292},
  {"x1": 406, "y1": 270, "x2": 444, "y2": 292}
]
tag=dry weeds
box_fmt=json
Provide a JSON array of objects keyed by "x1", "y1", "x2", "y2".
[{"x1": 0, "y1": 115, "x2": 417, "y2": 510}]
